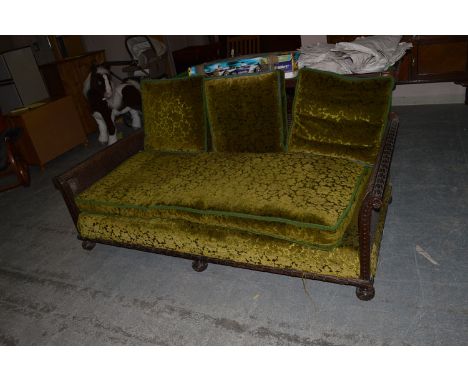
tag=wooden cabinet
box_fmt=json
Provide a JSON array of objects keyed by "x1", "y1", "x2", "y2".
[
  {"x1": 399, "y1": 36, "x2": 468, "y2": 84},
  {"x1": 6, "y1": 96, "x2": 87, "y2": 169},
  {"x1": 40, "y1": 50, "x2": 106, "y2": 135},
  {"x1": 327, "y1": 36, "x2": 468, "y2": 103}
]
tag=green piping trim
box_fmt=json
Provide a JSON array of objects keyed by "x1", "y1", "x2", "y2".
[
  {"x1": 288, "y1": 68, "x2": 303, "y2": 148},
  {"x1": 76, "y1": 166, "x2": 369, "y2": 232},
  {"x1": 141, "y1": 75, "x2": 208, "y2": 152},
  {"x1": 203, "y1": 77, "x2": 217, "y2": 152},
  {"x1": 278, "y1": 71, "x2": 288, "y2": 152},
  {"x1": 280, "y1": 73, "x2": 289, "y2": 151},
  {"x1": 200, "y1": 75, "x2": 209, "y2": 151},
  {"x1": 202, "y1": 78, "x2": 215, "y2": 152},
  {"x1": 78, "y1": 211, "x2": 351, "y2": 251}
]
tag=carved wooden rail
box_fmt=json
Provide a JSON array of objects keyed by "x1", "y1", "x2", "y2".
[{"x1": 357, "y1": 113, "x2": 399, "y2": 300}]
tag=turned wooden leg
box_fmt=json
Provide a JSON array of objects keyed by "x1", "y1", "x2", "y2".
[
  {"x1": 356, "y1": 285, "x2": 375, "y2": 301},
  {"x1": 16, "y1": 157, "x2": 30, "y2": 187},
  {"x1": 82, "y1": 240, "x2": 96, "y2": 251},
  {"x1": 192, "y1": 259, "x2": 208, "y2": 272}
]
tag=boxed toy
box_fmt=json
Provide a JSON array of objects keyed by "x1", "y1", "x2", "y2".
[
  {"x1": 269, "y1": 52, "x2": 298, "y2": 78},
  {"x1": 189, "y1": 56, "x2": 268, "y2": 77},
  {"x1": 189, "y1": 51, "x2": 300, "y2": 78}
]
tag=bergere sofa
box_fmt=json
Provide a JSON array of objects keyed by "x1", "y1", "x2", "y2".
[{"x1": 54, "y1": 68, "x2": 398, "y2": 301}]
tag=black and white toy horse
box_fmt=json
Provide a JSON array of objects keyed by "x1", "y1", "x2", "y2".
[{"x1": 83, "y1": 65, "x2": 142, "y2": 145}]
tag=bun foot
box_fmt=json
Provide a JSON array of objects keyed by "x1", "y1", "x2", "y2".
[
  {"x1": 82, "y1": 240, "x2": 96, "y2": 251},
  {"x1": 356, "y1": 286, "x2": 375, "y2": 301},
  {"x1": 17, "y1": 158, "x2": 30, "y2": 187},
  {"x1": 192, "y1": 259, "x2": 208, "y2": 272}
]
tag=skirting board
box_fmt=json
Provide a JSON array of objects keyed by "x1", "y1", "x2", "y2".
[{"x1": 392, "y1": 83, "x2": 466, "y2": 105}]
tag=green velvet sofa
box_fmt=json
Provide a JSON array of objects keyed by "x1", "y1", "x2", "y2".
[{"x1": 54, "y1": 68, "x2": 399, "y2": 301}]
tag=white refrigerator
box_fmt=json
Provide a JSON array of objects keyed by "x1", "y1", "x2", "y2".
[{"x1": 0, "y1": 46, "x2": 49, "y2": 114}]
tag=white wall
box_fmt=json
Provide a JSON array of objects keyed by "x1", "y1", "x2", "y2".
[
  {"x1": 300, "y1": 35, "x2": 327, "y2": 46},
  {"x1": 300, "y1": 35, "x2": 466, "y2": 105}
]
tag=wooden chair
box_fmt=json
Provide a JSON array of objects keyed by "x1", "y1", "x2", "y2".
[
  {"x1": 0, "y1": 115, "x2": 30, "y2": 192},
  {"x1": 226, "y1": 36, "x2": 260, "y2": 57}
]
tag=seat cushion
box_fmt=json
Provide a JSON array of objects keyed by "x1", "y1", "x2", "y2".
[
  {"x1": 289, "y1": 68, "x2": 393, "y2": 164},
  {"x1": 141, "y1": 75, "x2": 207, "y2": 152},
  {"x1": 204, "y1": 71, "x2": 287, "y2": 152},
  {"x1": 77, "y1": 183, "x2": 392, "y2": 280},
  {"x1": 76, "y1": 151, "x2": 370, "y2": 248}
]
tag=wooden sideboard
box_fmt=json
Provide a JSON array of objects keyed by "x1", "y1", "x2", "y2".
[
  {"x1": 40, "y1": 50, "x2": 106, "y2": 134},
  {"x1": 6, "y1": 96, "x2": 87, "y2": 170},
  {"x1": 327, "y1": 36, "x2": 468, "y2": 104}
]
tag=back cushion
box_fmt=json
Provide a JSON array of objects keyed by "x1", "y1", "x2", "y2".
[
  {"x1": 204, "y1": 71, "x2": 287, "y2": 152},
  {"x1": 142, "y1": 76, "x2": 207, "y2": 152},
  {"x1": 289, "y1": 68, "x2": 393, "y2": 164}
]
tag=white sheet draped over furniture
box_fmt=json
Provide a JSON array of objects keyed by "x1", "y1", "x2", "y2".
[{"x1": 298, "y1": 35, "x2": 412, "y2": 74}]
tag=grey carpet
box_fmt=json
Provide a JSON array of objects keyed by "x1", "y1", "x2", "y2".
[{"x1": 1, "y1": 104, "x2": 468, "y2": 345}]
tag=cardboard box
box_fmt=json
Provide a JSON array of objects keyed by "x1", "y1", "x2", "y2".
[{"x1": 189, "y1": 51, "x2": 299, "y2": 78}]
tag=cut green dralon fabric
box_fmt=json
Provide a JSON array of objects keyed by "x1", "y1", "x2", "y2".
[
  {"x1": 78, "y1": 212, "x2": 361, "y2": 278},
  {"x1": 76, "y1": 150, "x2": 370, "y2": 248},
  {"x1": 204, "y1": 71, "x2": 287, "y2": 152},
  {"x1": 289, "y1": 68, "x2": 393, "y2": 164},
  {"x1": 77, "y1": 183, "x2": 391, "y2": 280},
  {"x1": 141, "y1": 75, "x2": 207, "y2": 152}
]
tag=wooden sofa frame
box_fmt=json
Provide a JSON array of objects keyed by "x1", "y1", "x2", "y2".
[{"x1": 54, "y1": 112, "x2": 399, "y2": 301}]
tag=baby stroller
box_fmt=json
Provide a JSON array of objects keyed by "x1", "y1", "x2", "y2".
[{"x1": 123, "y1": 36, "x2": 168, "y2": 80}]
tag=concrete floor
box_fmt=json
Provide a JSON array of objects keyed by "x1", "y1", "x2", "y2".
[{"x1": 0, "y1": 104, "x2": 467, "y2": 345}]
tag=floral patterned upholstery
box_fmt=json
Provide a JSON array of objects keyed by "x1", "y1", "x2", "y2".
[
  {"x1": 71, "y1": 69, "x2": 396, "y2": 284},
  {"x1": 204, "y1": 71, "x2": 287, "y2": 152},
  {"x1": 76, "y1": 150, "x2": 370, "y2": 249},
  {"x1": 77, "y1": 184, "x2": 391, "y2": 279},
  {"x1": 141, "y1": 75, "x2": 207, "y2": 152},
  {"x1": 289, "y1": 68, "x2": 393, "y2": 164}
]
